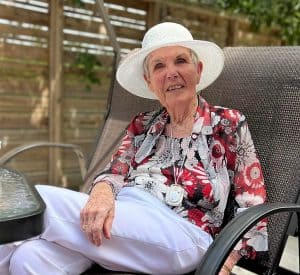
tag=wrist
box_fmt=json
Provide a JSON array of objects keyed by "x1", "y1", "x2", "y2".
[
  {"x1": 92, "y1": 181, "x2": 114, "y2": 195},
  {"x1": 221, "y1": 264, "x2": 231, "y2": 274},
  {"x1": 225, "y1": 250, "x2": 240, "y2": 269}
]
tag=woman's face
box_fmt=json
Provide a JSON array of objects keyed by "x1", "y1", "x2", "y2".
[{"x1": 144, "y1": 46, "x2": 202, "y2": 108}]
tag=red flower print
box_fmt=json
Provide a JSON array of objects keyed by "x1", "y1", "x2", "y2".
[
  {"x1": 245, "y1": 162, "x2": 264, "y2": 189},
  {"x1": 111, "y1": 160, "x2": 128, "y2": 176},
  {"x1": 127, "y1": 115, "x2": 145, "y2": 134},
  {"x1": 212, "y1": 144, "x2": 223, "y2": 158},
  {"x1": 188, "y1": 209, "x2": 205, "y2": 226},
  {"x1": 202, "y1": 183, "x2": 212, "y2": 198}
]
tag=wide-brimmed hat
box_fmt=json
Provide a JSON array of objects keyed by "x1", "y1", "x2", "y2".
[{"x1": 116, "y1": 22, "x2": 224, "y2": 100}]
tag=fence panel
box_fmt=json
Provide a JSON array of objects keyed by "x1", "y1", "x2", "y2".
[{"x1": 0, "y1": 0, "x2": 282, "y2": 189}]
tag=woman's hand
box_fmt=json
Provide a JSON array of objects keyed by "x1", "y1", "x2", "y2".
[
  {"x1": 80, "y1": 182, "x2": 115, "y2": 246},
  {"x1": 218, "y1": 250, "x2": 240, "y2": 275},
  {"x1": 218, "y1": 265, "x2": 231, "y2": 275}
]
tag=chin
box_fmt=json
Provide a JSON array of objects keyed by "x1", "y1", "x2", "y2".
[{"x1": 165, "y1": 95, "x2": 192, "y2": 108}]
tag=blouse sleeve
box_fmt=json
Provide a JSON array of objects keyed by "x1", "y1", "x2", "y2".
[
  {"x1": 232, "y1": 119, "x2": 268, "y2": 259},
  {"x1": 91, "y1": 113, "x2": 145, "y2": 197}
]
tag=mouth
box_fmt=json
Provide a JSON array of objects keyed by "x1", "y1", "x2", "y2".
[{"x1": 166, "y1": 84, "x2": 184, "y2": 92}]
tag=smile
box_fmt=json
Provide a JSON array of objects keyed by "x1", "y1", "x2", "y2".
[{"x1": 166, "y1": 84, "x2": 184, "y2": 92}]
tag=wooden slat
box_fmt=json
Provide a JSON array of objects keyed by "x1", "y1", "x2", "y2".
[
  {"x1": 0, "y1": 129, "x2": 48, "y2": 143},
  {"x1": 107, "y1": 7, "x2": 146, "y2": 22},
  {"x1": 64, "y1": 52, "x2": 114, "y2": 67},
  {"x1": 114, "y1": 24, "x2": 144, "y2": 41},
  {"x1": 0, "y1": 24, "x2": 48, "y2": 39},
  {"x1": 64, "y1": 128, "x2": 99, "y2": 140},
  {"x1": 64, "y1": 67, "x2": 111, "y2": 79},
  {"x1": 0, "y1": 144, "x2": 48, "y2": 158},
  {"x1": 161, "y1": 0, "x2": 232, "y2": 19},
  {"x1": 0, "y1": 61, "x2": 48, "y2": 76},
  {"x1": 0, "y1": 43, "x2": 48, "y2": 62},
  {"x1": 27, "y1": 174, "x2": 49, "y2": 185},
  {"x1": 63, "y1": 97, "x2": 107, "y2": 110},
  {"x1": 0, "y1": 95, "x2": 48, "y2": 112},
  {"x1": 64, "y1": 32, "x2": 110, "y2": 46},
  {"x1": 237, "y1": 31, "x2": 281, "y2": 46},
  {"x1": 64, "y1": 50, "x2": 112, "y2": 64},
  {"x1": 146, "y1": 1, "x2": 160, "y2": 28},
  {"x1": 48, "y1": 0, "x2": 64, "y2": 185},
  {"x1": 64, "y1": 2, "x2": 146, "y2": 22},
  {"x1": 0, "y1": 4, "x2": 49, "y2": 26},
  {"x1": 65, "y1": 75, "x2": 111, "y2": 89},
  {"x1": 0, "y1": 112, "x2": 48, "y2": 128},
  {"x1": 64, "y1": 32, "x2": 139, "y2": 50},
  {"x1": 58, "y1": 171, "x2": 83, "y2": 190},
  {"x1": 0, "y1": 33, "x2": 47, "y2": 49},
  {"x1": 7, "y1": 159, "x2": 48, "y2": 173},
  {"x1": 64, "y1": 17, "x2": 107, "y2": 36},
  {"x1": 64, "y1": 0, "x2": 147, "y2": 13},
  {"x1": 63, "y1": 112, "x2": 104, "y2": 129},
  {"x1": 0, "y1": 77, "x2": 48, "y2": 96},
  {"x1": 64, "y1": 83, "x2": 110, "y2": 98},
  {"x1": 12, "y1": 0, "x2": 49, "y2": 10},
  {"x1": 64, "y1": 16, "x2": 145, "y2": 41},
  {"x1": 106, "y1": 0, "x2": 148, "y2": 11}
]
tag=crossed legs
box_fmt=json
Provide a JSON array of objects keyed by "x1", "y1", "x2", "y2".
[{"x1": 0, "y1": 185, "x2": 212, "y2": 275}]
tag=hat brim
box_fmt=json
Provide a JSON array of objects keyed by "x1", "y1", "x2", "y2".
[{"x1": 116, "y1": 40, "x2": 224, "y2": 100}]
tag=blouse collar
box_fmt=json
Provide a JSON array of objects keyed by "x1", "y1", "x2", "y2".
[
  {"x1": 148, "y1": 96, "x2": 212, "y2": 136},
  {"x1": 135, "y1": 95, "x2": 213, "y2": 163}
]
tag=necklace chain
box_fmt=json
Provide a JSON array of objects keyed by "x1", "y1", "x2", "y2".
[
  {"x1": 170, "y1": 127, "x2": 191, "y2": 185},
  {"x1": 169, "y1": 104, "x2": 197, "y2": 185},
  {"x1": 169, "y1": 109, "x2": 197, "y2": 134}
]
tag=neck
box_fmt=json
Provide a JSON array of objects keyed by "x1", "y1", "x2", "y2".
[
  {"x1": 166, "y1": 97, "x2": 198, "y2": 138},
  {"x1": 167, "y1": 96, "x2": 198, "y2": 125},
  {"x1": 168, "y1": 96, "x2": 198, "y2": 125}
]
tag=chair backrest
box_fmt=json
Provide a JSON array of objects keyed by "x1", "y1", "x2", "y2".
[
  {"x1": 83, "y1": 46, "x2": 300, "y2": 272},
  {"x1": 203, "y1": 46, "x2": 300, "y2": 272},
  {"x1": 82, "y1": 71, "x2": 160, "y2": 190}
]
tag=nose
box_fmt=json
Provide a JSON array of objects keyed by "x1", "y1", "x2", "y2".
[{"x1": 166, "y1": 65, "x2": 179, "y2": 80}]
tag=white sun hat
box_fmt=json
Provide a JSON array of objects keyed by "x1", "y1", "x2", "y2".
[{"x1": 116, "y1": 22, "x2": 224, "y2": 100}]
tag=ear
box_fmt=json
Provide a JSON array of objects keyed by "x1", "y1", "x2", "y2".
[
  {"x1": 144, "y1": 74, "x2": 154, "y2": 92},
  {"x1": 143, "y1": 74, "x2": 150, "y2": 85},
  {"x1": 197, "y1": 61, "x2": 203, "y2": 75},
  {"x1": 196, "y1": 61, "x2": 203, "y2": 82}
]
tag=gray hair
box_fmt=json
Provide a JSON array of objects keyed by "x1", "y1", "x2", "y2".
[{"x1": 143, "y1": 48, "x2": 200, "y2": 78}]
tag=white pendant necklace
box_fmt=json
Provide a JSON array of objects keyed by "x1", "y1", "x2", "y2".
[{"x1": 165, "y1": 126, "x2": 190, "y2": 207}]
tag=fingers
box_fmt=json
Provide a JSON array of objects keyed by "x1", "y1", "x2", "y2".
[
  {"x1": 80, "y1": 202, "x2": 115, "y2": 246},
  {"x1": 80, "y1": 207, "x2": 93, "y2": 231},
  {"x1": 80, "y1": 208, "x2": 105, "y2": 246},
  {"x1": 80, "y1": 183, "x2": 115, "y2": 246},
  {"x1": 90, "y1": 213, "x2": 106, "y2": 246},
  {"x1": 103, "y1": 206, "x2": 115, "y2": 240}
]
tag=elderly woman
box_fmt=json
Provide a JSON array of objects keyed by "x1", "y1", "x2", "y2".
[{"x1": 0, "y1": 22, "x2": 267, "y2": 275}]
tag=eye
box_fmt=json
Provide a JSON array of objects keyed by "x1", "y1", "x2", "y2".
[
  {"x1": 176, "y1": 57, "x2": 187, "y2": 64},
  {"x1": 153, "y1": 63, "x2": 164, "y2": 70}
]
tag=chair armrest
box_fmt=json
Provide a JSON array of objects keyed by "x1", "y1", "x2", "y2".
[
  {"x1": 0, "y1": 142, "x2": 87, "y2": 180},
  {"x1": 194, "y1": 203, "x2": 300, "y2": 275}
]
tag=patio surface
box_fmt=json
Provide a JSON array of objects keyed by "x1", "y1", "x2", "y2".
[{"x1": 232, "y1": 235, "x2": 299, "y2": 274}]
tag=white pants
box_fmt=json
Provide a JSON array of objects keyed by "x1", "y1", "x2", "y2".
[{"x1": 0, "y1": 185, "x2": 213, "y2": 275}]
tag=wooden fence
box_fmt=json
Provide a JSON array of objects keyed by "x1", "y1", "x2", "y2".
[{"x1": 0, "y1": 0, "x2": 282, "y2": 189}]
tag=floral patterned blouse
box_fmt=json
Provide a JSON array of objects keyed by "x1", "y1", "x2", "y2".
[{"x1": 94, "y1": 96, "x2": 268, "y2": 259}]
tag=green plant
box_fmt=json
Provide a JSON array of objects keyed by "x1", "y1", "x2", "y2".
[
  {"x1": 74, "y1": 52, "x2": 102, "y2": 91},
  {"x1": 216, "y1": 0, "x2": 300, "y2": 45},
  {"x1": 175, "y1": 0, "x2": 300, "y2": 45},
  {"x1": 72, "y1": 0, "x2": 84, "y2": 8}
]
